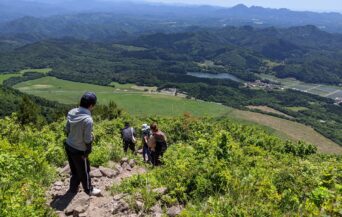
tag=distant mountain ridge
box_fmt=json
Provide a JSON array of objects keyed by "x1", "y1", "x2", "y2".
[{"x1": 1, "y1": 1, "x2": 342, "y2": 34}]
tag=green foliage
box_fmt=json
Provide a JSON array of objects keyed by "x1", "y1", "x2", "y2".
[
  {"x1": 113, "y1": 117, "x2": 341, "y2": 216},
  {"x1": 18, "y1": 95, "x2": 46, "y2": 126},
  {"x1": 0, "y1": 140, "x2": 55, "y2": 217}
]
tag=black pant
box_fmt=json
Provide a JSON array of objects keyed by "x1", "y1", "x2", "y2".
[
  {"x1": 123, "y1": 140, "x2": 135, "y2": 153},
  {"x1": 65, "y1": 144, "x2": 93, "y2": 194},
  {"x1": 151, "y1": 142, "x2": 167, "y2": 166}
]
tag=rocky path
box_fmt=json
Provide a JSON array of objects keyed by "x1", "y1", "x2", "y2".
[{"x1": 47, "y1": 158, "x2": 148, "y2": 217}]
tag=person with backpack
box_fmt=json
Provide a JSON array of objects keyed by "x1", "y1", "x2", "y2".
[
  {"x1": 141, "y1": 123, "x2": 151, "y2": 163},
  {"x1": 64, "y1": 92, "x2": 101, "y2": 196},
  {"x1": 149, "y1": 123, "x2": 167, "y2": 166},
  {"x1": 121, "y1": 122, "x2": 136, "y2": 153}
]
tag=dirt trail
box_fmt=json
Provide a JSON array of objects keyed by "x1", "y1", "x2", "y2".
[{"x1": 47, "y1": 158, "x2": 147, "y2": 217}]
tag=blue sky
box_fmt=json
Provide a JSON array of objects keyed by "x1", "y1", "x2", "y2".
[{"x1": 142, "y1": 0, "x2": 342, "y2": 12}]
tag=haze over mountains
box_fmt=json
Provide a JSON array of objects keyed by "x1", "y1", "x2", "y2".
[{"x1": 1, "y1": 0, "x2": 342, "y2": 34}]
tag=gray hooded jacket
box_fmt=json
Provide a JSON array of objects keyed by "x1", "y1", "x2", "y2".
[{"x1": 65, "y1": 107, "x2": 94, "y2": 152}]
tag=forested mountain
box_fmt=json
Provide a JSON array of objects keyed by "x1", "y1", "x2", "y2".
[
  {"x1": 2, "y1": 25, "x2": 342, "y2": 84},
  {"x1": 1, "y1": 26, "x2": 342, "y2": 145},
  {"x1": 133, "y1": 25, "x2": 342, "y2": 84}
]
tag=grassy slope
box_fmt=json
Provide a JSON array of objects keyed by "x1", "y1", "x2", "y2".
[
  {"x1": 230, "y1": 110, "x2": 342, "y2": 154},
  {"x1": 14, "y1": 76, "x2": 233, "y2": 117},
  {"x1": 14, "y1": 76, "x2": 342, "y2": 154}
]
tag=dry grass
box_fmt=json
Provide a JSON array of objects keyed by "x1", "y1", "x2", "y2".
[
  {"x1": 246, "y1": 105, "x2": 294, "y2": 119},
  {"x1": 231, "y1": 109, "x2": 342, "y2": 154}
]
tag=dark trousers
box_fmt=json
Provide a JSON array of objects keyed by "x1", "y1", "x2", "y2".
[
  {"x1": 123, "y1": 140, "x2": 135, "y2": 153},
  {"x1": 65, "y1": 145, "x2": 93, "y2": 194},
  {"x1": 151, "y1": 142, "x2": 167, "y2": 166},
  {"x1": 143, "y1": 143, "x2": 151, "y2": 162}
]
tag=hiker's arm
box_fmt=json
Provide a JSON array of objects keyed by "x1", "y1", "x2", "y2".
[
  {"x1": 163, "y1": 132, "x2": 167, "y2": 142},
  {"x1": 65, "y1": 120, "x2": 70, "y2": 136},
  {"x1": 84, "y1": 118, "x2": 94, "y2": 155},
  {"x1": 144, "y1": 135, "x2": 149, "y2": 144}
]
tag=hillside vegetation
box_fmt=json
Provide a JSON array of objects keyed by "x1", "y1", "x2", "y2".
[
  {"x1": 1, "y1": 111, "x2": 341, "y2": 216},
  {"x1": 12, "y1": 76, "x2": 342, "y2": 153}
]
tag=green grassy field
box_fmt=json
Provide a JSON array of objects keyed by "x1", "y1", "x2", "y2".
[
  {"x1": 0, "y1": 73, "x2": 21, "y2": 84},
  {"x1": 0, "y1": 68, "x2": 52, "y2": 84},
  {"x1": 14, "y1": 76, "x2": 342, "y2": 153},
  {"x1": 14, "y1": 76, "x2": 233, "y2": 117}
]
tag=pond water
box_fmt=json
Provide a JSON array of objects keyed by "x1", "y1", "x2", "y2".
[{"x1": 187, "y1": 72, "x2": 242, "y2": 82}]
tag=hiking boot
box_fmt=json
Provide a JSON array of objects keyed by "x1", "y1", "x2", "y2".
[{"x1": 89, "y1": 188, "x2": 101, "y2": 196}]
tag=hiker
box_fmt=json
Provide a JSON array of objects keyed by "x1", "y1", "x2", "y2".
[
  {"x1": 149, "y1": 123, "x2": 167, "y2": 166},
  {"x1": 141, "y1": 123, "x2": 151, "y2": 162},
  {"x1": 121, "y1": 122, "x2": 136, "y2": 153},
  {"x1": 64, "y1": 92, "x2": 101, "y2": 196}
]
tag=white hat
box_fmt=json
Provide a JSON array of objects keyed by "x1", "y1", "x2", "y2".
[{"x1": 142, "y1": 123, "x2": 150, "y2": 130}]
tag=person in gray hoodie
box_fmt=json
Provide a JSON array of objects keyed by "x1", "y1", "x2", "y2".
[{"x1": 64, "y1": 92, "x2": 101, "y2": 196}]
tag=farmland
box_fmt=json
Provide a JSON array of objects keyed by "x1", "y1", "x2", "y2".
[
  {"x1": 14, "y1": 76, "x2": 233, "y2": 117},
  {"x1": 13, "y1": 76, "x2": 342, "y2": 153},
  {"x1": 259, "y1": 74, "x2": 342, "y2": 99}
]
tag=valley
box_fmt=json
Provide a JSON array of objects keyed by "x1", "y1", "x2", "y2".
[
  {"x1": 12, "y1": 74, "x2": 342, "y2": 154},
  {"x1": 2, "y1": 1, "x2": 342, "y2": 216}
]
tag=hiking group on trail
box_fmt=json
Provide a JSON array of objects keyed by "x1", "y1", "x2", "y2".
[
  {"x1": 64, "y1": 92, "x2": 168, "y2": 197},
  {"x1": 121, "y1": 122, "x2": 168, "y2": 166}
]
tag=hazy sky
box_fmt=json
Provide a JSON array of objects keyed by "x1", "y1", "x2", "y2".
[{"x1": 142, "y1": 0, "x2": 342, "y2": 12}]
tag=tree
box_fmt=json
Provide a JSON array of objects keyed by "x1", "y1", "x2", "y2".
[{"x1": 18, "y1": 96, "x2": 45, "y2": 126}]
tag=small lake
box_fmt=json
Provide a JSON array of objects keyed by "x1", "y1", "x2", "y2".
[{"x1": 187, "y1": 72, "x2": 242, "y2": 82}]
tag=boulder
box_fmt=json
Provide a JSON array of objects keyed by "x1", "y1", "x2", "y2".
[
  {"x1": 150, "y1": 204, "x2": 163, "y2": 217},
  {"x1": 113, "y1": 193, "x2": 128, "y2": 201},
  {"x1": 99, "y1": 166, "x2": 118, "y2": 178},
  {"x1": 152, "y1": 187, "x2": 167, "y2": 196},
  {"x1": 54, "y1": 181, "x2": 64, "y2": 186},
  {"x1": 120, "y1": 157, "x2": 129, "y2": 164},
  {"x1": 64, "y1": 192, "x2": 90, "y2": 216},
  {"x1": 166, "y1": 206, "x2": 182, "y2": 217},
  {"x1": 59, "y1": 165, "x2": 71, "y2": 175},
  {"x1": 135, "y1": 200, "x2": 144, "y2": 210},
  {"x1": 111, "y1": 199, "x2": 129, "y2": 214},
  {"x1": 89, "y1": 169, "x2": 102, "y2": 178},
  {"x1": 128, "y1": 159, "x2": 136, "y2": 168},
  {"x1": 114, "y1": 164, "x2": 123, "y2": 173},
  {"x1": 121, "y1": 162, "x2": 132, "y2": 171}
]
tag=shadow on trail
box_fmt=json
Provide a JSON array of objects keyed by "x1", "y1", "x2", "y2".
[{"x1": 50, "y1": 191, "x2": 77, "y2": 211}]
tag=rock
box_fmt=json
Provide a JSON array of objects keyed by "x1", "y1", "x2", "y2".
[
  {"x1": 89, "y1": 169, "x2": 102, "y2": 178},
  {"x1": 112, "y1": 199, "x2": 129, "y2": 214},
  {"x1": 166, "y1": 206, "x2": 182, "y2": 217},
  {"x1": 113, "y1": 193, "x2": 128, "y2": 201},
  {"x1": 106, "y1": 160, "x2": 117, "y2": 169},
  {"x1": 54, "y1": 181, "x2": 64, "y2": 186},
  {"x1": 65, "y1": 192, "x2": 90, "y2": 216},
  {"x1": 136, "y1": 200, "x2": 144, "y2": 210},
  {"x1": 115, "y1": 164, "x2": 123, "y2": 173},
  {"x1": 128, "y1": 159, "x2": 136, "y2": 168},
  {"x1": 152, "y1": 187, "x2": 168, "y2": 196},
  {"x1": 120, "y1": 157, "x2": 129, "y2": 164},
  {"x1": 150, "y1": 203, "x2": 163, "y2": 214},
  {"x1": 59, "y1": 165, "x2": 71, "y2": 175},
  {"x1": 56, "y1": 211, "x2": 67, "y2": 217},
  {"x1": 99, "y1": 166, "x2": 118, "y2": 178},
  {"x1": 121, "y1": 162, "x2": 131, "y2": 170},
  {"x1": 137, "y1": 149, "x2": 143, "y2": 154}
]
